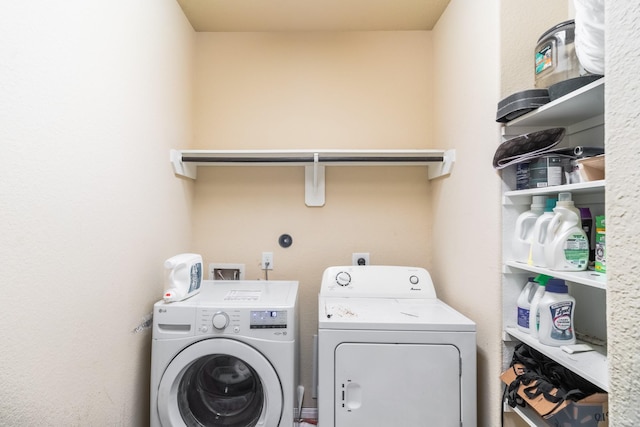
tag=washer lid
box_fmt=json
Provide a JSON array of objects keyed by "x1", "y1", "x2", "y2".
[
  {"x1": 164, "y1": 280, "x2": 299, "y2": 309},
  {"x1": 318, "y1": 297, "x2": 475, "y2": 331}
]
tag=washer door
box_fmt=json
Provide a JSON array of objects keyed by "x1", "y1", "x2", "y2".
[{"x1": 157, "y1": 338, "x2": 283, "y2": 427}]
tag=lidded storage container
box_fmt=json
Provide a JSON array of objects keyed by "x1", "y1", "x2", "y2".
[{"x1": 534, "y1": 20, "x2": 582, "y2": 89}]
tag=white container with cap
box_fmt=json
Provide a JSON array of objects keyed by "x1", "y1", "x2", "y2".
[
  {"x1": 163, "y1": 253, "x2": 203, "y2": 303},
  {"x1": 529, "y1": 198, "x2": 557, "y2": 267},
  {"x1": 513, "y1": 195, "x2": 547, "y2": 263},
  {"x1": 516, "y1": 277, "x2": 537, "y2": 333},
  {"x1": 545, "y1": 192, "x2": 589, "y2": 271},
  {"x1": 537, "y1": 279, "x2": 576, "y2": 346},
  {"x1": 528, "y1": 275, "x2": 550, "y2": 339}
]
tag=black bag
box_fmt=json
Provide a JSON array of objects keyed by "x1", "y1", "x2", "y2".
[{"x1": 504, "y1": 343, "x2": 603, "y2": 417}]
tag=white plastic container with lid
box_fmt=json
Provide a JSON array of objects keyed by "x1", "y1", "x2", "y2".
[
  {"x1": 529, "y1": 198, "x2": 557, "y2": 267},
  {"x1": 528, "y1": 275, "x2": 550, "y2": 339},
  {"x1": 516, "y1": 277, "x2": 537, "y2": 333},
  {"x1": 163, "y1": 253, "x2": 203, "y2": 303},
  {"x1": 538, "y1": 279, "x2": 576, "y2": 346},
  {"x1": 513, "y1": 195, "x2": 547, "y2": 263},
  {"x1": 544, "y1": 192, "x2": 589, "y2": 271}
]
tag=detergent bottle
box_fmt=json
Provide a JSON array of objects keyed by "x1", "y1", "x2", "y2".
[
  {"x1": 516, "y1": 277, "x2": 537, "y2": 333},
  {"x1": 163, "y1": 253, "x2": 203, "y2": 302},
  {"x1": 528, "y1": 274, "x2": 552, "y2": 339},
  {"x1": 513, "y1": 195, "x2": 547, "y2": 263},
  {"x1": 538, "y1": 279, "x2": 576, "y2": 346},
  {"x1": 545, "y1": 192, "x2": 589, "y2": 271},
  {"x1": 529, "y1": 197, "x2": 557, "y2": 267}
]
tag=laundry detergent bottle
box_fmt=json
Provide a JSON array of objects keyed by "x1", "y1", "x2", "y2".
[
  {"x1": 538, "y1": 279, "x2": 576, "y2": 346},
  {"x1": 545, "y1": 192, "x2": 589, "y2": 271},
  {"x1": 513, "y1": 195, "x2": 547, "y2": 263},
  {"x1": 163, "y1": 253, "x2": 203, "y2": 302},
  {"x1": 528, "y1": 274, "x2": 551, "y2": 339},
  {"x1": 529, "y1": 197, "x2": 557, "y2": 267},
  {"x1": 516, "y1": 277, "x2": 537, "y2": 333}
]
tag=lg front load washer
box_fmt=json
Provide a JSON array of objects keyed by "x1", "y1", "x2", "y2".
[
  {"x1": 318, "y1": 266, "x2": 476, "y2": 427},
  {"x1": 151, "y1": 280, "x2": 299, "y2": 427}
]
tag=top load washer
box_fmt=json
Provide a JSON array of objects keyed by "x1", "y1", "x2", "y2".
[
  {"x1": 151, "y1": 280, "x2": 299, "y2": 427},
  {"x1": 317, "y1": 266, "x2": 476, "y2": 427}
]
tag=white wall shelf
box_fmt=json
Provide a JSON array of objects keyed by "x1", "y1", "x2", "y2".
[
  {"x1": 170, "y1": 148, "x2": 456, "y2": 206},
  {"x1": 504, "y1": 78, "x2": 604, "y2": 135},
  {"x1": 503, "y1": 180, "x2": 605, "y2": 206},
  {"x1": 500, "y1": 77, "x2": 608, "y2": 425},
  {"x1": 504, "y1": 261, "x2": 606, "y2": 290},
  {"x1": 503, "y1": 401, "x2": 550, "y2": 427},
  {"x1": 505, "y1": 327, "x2": 608, "y2": 391}
]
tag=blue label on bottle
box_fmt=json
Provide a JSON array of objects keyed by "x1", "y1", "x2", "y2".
[
  {"x1": 189, "y1": 262, "x2": 202, "y2": 293},
  {"x1": 517, "y1": 307, "x2": 530, "y2": 329}
]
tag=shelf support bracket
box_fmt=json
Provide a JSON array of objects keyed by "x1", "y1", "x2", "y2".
[
  {"x1": 170, "y1": 149, "x2": 197, "y2": 179},
  {"x1": 304, "y1": 153, "x2": 325, "y2": 206},
  {"x1": 427, "y1": 149, "x2": 456, "y2": 180}
]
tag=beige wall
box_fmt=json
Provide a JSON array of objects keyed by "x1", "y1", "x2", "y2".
[
  {"x1": 606, "y1": 3, "x2": 640, "y2": 426},
  {"x1": 0, "y1": 1, "x2": 194, "y2": 425},
  {"x1": 191, "y1": 31, "x2": 435, "y2": 406},
  {"x1": 430, "y1": 1, "x2": 502, "y2": 424}
]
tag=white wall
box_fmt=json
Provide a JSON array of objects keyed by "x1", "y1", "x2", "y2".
[
  {"x1": 606, "y1": 3, "x2": 640, "y2": 426},
  {"x1": 0, "y1": 1, "x2": 194, "y2": 425}
]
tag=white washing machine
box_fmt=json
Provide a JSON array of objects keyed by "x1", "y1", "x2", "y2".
[
  {"x1": 317, "y1": 266, "x2": 476, "y2": 427},
  {"x1": 151, "y1": 280, "x2": 299, "y2": 427}
]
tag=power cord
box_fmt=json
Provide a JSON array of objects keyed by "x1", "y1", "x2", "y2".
[{"x1": 263, "y1": 261, "x2": 270, "y2": 280}]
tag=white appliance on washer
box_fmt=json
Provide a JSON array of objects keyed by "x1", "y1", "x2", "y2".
[
  {"x1": 151, "y1": 280, "x2": 299, "y2": 427},
  {"x1": 318, "y1": 266, "x2": 476, "y2": 427}
]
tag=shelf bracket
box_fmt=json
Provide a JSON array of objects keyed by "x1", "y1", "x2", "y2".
[
  {"x1": 427, "y1": 149, "x2": 456, "y2": 180},
  {"x1": 304, "y1": 153, "x2": 325, "y2": 207},
  {"x1": 170, "y1": 149, "x2": 197, "y2": 179}
]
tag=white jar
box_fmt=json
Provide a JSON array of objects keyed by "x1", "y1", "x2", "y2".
[{"x1": 538, "y1": 279, "x2": 576, "y2": 346}]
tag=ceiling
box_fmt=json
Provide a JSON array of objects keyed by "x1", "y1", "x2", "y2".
[{"x1": 176, "y1": 0, "x2": 451, "y2": 32}]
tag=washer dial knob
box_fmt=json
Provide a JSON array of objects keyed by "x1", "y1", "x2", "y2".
[
  {"x1": 212, "y1": 311, "x2": 229, "y2": 330},
  {"x1": 409, "y1": 275, "x2": 419, "y2": 285},
  {"x1": 336, "y1": 271, "x2": 352, "y2": 286}
]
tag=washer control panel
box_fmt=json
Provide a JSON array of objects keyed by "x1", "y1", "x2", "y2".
[{"x1": 196, "y1": 307, "x2": 292, "y2": 340}]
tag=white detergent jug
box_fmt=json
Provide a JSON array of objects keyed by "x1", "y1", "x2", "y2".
[
  {"x1": 163, "y1": 253, "x2": 203, "y2": 302},
  {"x1": 513, "y1": 196, "x2": 546, "y2": 263},
  {"x1": 528, "y1": 274, "x2": 551, "y2": 339},
  {"x1": 529, "y1": 198, "x2": 557, "y2": 267},
  {"x1": 544, "y1": 193, "x2": 589, "y2": 271},
  {"x1": 538, "y1": 279, "x2": 576, "y2": 346},
  {"x1": 516, "y1": 278, "x2": 537, "y2": 333}
]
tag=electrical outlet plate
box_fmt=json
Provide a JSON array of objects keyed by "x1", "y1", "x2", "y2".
[
  {"x1": 262, "y1": 252, "x2": 274, "y2": 270},
  {"x1": 208, "y1": 263, "x2": 245, "y2": 280},
  {"x1": 352, "y1": 252, "x2": 370, "y2": 266}
]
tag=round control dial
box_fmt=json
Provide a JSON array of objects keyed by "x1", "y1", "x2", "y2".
[
  {"x1": 336, "y1": 271, "x2": 351, "y2": 286},
  {"x1": 409, "y1": 275, "x2": 419, "y2": 285},
  {"x1": 212, "y1": 311, "x2": 229, "y2": 330}
]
